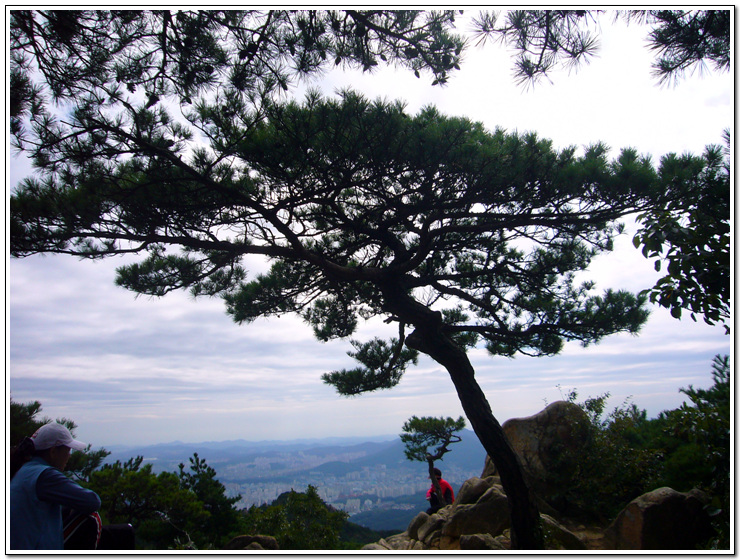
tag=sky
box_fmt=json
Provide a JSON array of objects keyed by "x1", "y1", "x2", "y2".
[{"x1": 7, "y1": 11, "x2": 732, "y2": 448}]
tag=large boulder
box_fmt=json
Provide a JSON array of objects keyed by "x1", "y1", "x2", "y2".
[
  {"x1": 455, "y1": 476, "x2": 500, "y2": 505},
  {"x1": 442, "y1": 485, "x2": 510, "y2": 538},
  {"x1": 604, "y1": 487, "x2": 713, "y2": 550},
  {"x1": 406, "y1": 511, "x2": 429, "y2": 541},
  {"x1": 223, "y1": 535, "x2": 279, "y2": 550},
  {"x1": 482, "y1": 401, "x2": 591, "y2": 503},
  {"x1": 416, "y1": 510, "x2": 449, "y2": 544}
]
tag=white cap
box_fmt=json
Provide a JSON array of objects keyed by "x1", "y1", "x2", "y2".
[{"x1": 31, "y1": 423, "x2": 88, "y2": 452}]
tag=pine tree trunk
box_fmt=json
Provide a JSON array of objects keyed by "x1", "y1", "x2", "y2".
[
  {"x1": 411, "y1": 329, "x2": 543, "y2": 548},
  {"x1": 442, "y1": 352, "x2": 544, "y2": 549},
  {"x1": 381, "y1": 286, "x2": 544, "y2": 549}
]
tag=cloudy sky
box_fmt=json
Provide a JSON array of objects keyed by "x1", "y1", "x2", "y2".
[{"x1": 8, "y1": 12, "x2": 732, "y2": 448}]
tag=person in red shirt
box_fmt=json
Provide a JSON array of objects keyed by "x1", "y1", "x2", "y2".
[{"x1": 425, "y1": 467, "x2": 454, "y2": 514}]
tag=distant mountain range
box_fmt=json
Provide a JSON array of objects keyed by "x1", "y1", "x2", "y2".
[
  {"x1": 106, "y1": 433, "x2": 395, "y2": 458},
  {"x1": 104, "y1": 429, "x2": 489, "y2": 479}
]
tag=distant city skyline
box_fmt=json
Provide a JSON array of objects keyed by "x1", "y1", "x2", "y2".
[
  {"x1": 100, "y1": 431, "x2": 485, "y2": 521},
  {"x1": 8, "y1": 12, "x2": 731, "y2": 447}
]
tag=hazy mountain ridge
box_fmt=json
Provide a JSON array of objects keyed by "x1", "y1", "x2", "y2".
[
  {"x1": 104, "y1": 429, "x2": 487, "y2": 477},
  {"x1": 106, "y1": 433, "x2": 399, "y2": 453}
]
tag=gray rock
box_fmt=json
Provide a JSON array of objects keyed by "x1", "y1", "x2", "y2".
[
  {"x1": 223, "y1": 535, "x2": 279, "y2": 550},
  {"x1": 425, "y1": 529, "x2": 443, "y2": 549},
  {"x1": 407, "y1": 511, "x2": 429, "y2": 541},
  {"x1": 442, "y1": 485, "x2": 510, "y2": 538},
  {"x1": 605, "y1": 487, "x2": 713, "y2": 550},
  {"x1": 384, "y1": 534, "x2": 414, "y2": 550},
  {"x1": 481, "y1": 401, "x2": 593, "y2": 511},
  {"x1": 411, "y1": 539, "x2": 428, "y2": 550},
  {"x1": 459, "y1": 533, "x2": 502, "y2": 550},
  {"x1": 417, "y1": 513, "x2": 446, "y2": 543},
  {"x1": 481, "y1": 454, "x2": 496, "y2": 478},
  {"x1": 455, "y1": 476, "x2": 498, "y2": 505}
]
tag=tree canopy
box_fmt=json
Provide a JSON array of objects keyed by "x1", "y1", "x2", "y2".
[
  {"x1": 632, "y1": 132, "x2": 730, "y2": 333},
  {"x1": 469, "y1": 9, "x2": 731, "y2": 334},
  {"x1": 401, "y1": 415, "x2": 466, "y2": 464},
  {"x1": 177, "y1": 453, "x2": 244, "y2": 547},
  {"x1": 11, "y1": 87, "x2": 710, "y2": 548},
  {"x1": 11, "y1": 89, "x2": 667, "y2": 361},
  {"x1": 242, "y1": 486, "x2": 348, "y2": 550},
  {"x1": 10, "y1": 9, "x2": 463, "y2": 145},
  {"x1": 88, "y1": 456, "x2": 209, "y2": 548},
  {"x1": 401, "y1": 415, "x2": 465, "y2": 505},
  {"x1": 473, "y1": 9, "x2": 730, "y2": 85}
]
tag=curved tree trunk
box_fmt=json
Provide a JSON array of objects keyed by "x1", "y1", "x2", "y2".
[
  {"x1": 382, "y1": 286, "x2": 543, "y2": 549},
  {"x1": 407, "y1": 328, "x2": 543, "y2": 549}
]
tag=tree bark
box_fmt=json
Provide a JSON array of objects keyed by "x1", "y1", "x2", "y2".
[
  {"x1": 409, "y1": 328, "x2": 543, "y2": 549},
  {"x1": 381, "y1": 285, "x2": 543, "y2": 549}
]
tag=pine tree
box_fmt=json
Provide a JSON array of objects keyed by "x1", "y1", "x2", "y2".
[
  {"x1": 10, "y1": 9, "x2": 727, "y2": 548},
  {"x1": 472, "y1": 9, "x2": 730, "y2": 86},
  {"x1": 401, "y1": 416, "x2": 465, "y2": 505}
]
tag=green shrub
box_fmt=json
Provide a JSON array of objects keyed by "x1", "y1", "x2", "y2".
[
  {"x1": 549, "y1": 354, "x2": 730, "y2": 549},
  {"x1": 241, "y1": 486, "x2": 348, "y2": 550},
  {"x1": 547, "y1": 391, "x2": 662, "y2": 521}
]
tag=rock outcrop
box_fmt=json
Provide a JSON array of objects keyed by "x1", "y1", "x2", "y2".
[
  {"x1": 224, "y1": 535, "x2": 280, "y2": 550},
  {"x1": 442, "y1": 483, "x2": 510, "y2": 539},
  {"x1": 361, "y1": 475, "x2": 583, "y2": 550},
  {"x1": 604, "y1": 487, "x2": 713, "y2": 550},
  {"x1": 361, "y1": 402, "x2": 715, "y2": 551},
  {"x1": 482, "y1": 400, "x2": 590, "y2": 504},
  {"x1": 362, "y1": 477, "x2": 713, "y2": 551}
]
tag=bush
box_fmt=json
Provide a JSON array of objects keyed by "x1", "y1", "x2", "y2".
[
  {"x1": 547, "y1": 391, "x2": 662, "y2": 521},
  {"x1": 241, "y1": 486, "x2": 348, "y2": 550},
  {"x1": 549, "y1": 354, "x2": 730, "y2": 548},
  {"x1": 661, "y1": 355, "x2": 730, "y2": 548}
]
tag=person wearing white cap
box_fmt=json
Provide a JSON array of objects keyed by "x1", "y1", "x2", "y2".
[{"x1": 10, "y1": 422, "x2": 102, "y2": 550}]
